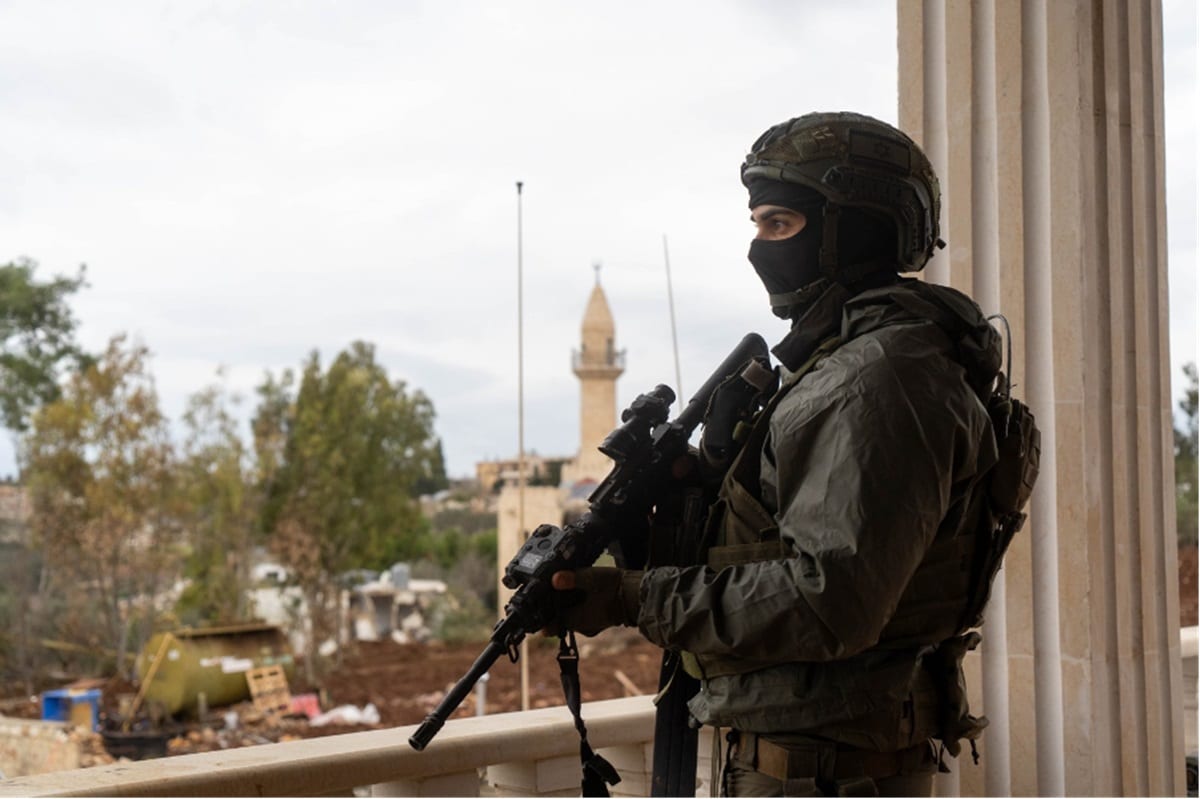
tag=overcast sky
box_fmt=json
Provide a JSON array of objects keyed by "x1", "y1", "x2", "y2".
[{"x1": 1, "y1": 1, "x2": 1196, "y2": 481}]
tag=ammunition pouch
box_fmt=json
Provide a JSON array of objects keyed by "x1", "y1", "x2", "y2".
[
  {"x1": 923, "y1": 632, "x2": 988, "y2": 757},
  {"x1": 958, "y1": 394, "x2": 1040, "y2": 631}
]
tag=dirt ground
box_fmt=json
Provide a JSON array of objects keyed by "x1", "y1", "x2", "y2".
[
  {"x1": 180, "y1": 629, "x2": 667, "y2": 755},
  {"x1": 1179, "y1": 545, "x2": 1197, "y2": 627},
  {"x1": 313, "y1": 628, "x2": 665, "y2": 728}
]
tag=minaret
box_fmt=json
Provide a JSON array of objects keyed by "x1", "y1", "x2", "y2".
[{"x1": 570, "y1": 265, "x2": 624, "y2": 482}]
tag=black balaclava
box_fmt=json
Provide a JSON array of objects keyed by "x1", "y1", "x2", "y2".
[
  {"x1": 747, "y1": 178, "x2": 900, "y2": 319},
  {"x1": 746, "y1": 178, "x2": 827, "y2": 319}
]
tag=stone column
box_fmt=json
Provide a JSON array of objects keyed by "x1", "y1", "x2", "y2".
[{"x1": 899, "y1": 1, "x2": 1184, "y2": 795}]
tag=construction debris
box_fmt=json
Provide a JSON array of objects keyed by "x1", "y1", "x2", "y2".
[
  {"x1": 0, "y1": 633, "x2": 665, "y2": 774},
  {"x1": 245, "y1": 666, "x2": 291, "y2": 722},
  {"x1": 309, "y1": 703, "x2": 381, "y2": 727}
]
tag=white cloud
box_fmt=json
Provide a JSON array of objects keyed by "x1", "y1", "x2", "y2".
[{"x1": 0, "y1": 0, "x2": 1193, "y2": 480}]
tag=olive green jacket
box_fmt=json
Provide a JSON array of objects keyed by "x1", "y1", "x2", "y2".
[{"x1": 635, "y1": 279, "x2": 1001, "y2": 749}]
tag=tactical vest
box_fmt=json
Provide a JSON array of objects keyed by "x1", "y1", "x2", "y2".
[
  {"x1": 681, "y1": 335, "x2": 844, "y2": 680},
  {"x1": 681, "y1": 333, "x2": 1011, "y2": 682},
  {"x1": 674, "y1": 298, "x2": 1039, "y2": 755}
]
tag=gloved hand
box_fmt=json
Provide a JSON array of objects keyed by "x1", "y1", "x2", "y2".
[{"x1": 550, "y1": 567, "x2": 644, "y2": 637}]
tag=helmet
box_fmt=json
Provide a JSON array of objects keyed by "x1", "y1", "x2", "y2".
[{"x1": 741, "y1": 112, "x2": 942, "y2": 274}]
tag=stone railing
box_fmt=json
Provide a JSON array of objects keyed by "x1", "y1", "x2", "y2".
[
  {"x1": 0, "y1": 696, "x2": 716, "y2": 798},
  {"x1": 571, "y1": 349, "x2": 627, "y2": 374}
]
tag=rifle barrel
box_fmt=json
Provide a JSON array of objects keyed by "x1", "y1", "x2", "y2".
[{"x1": 409, "y1": 639, "x2": 508, "y2": 750}]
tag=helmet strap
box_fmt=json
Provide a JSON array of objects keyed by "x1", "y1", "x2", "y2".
[
  {"x1": 818, "y1": 204, "x2": 841, "y2": 277},
  {"x1": 768, "y1": 278, "x2": 831, "y2": 319}
]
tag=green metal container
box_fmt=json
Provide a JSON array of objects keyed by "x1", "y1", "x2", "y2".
[{"x1": 135, "y1": 624, "x2": 296, "y2": 717}]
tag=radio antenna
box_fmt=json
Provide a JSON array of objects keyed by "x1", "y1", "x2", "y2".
[
  {"x1": 662, "y1": 234, "x2": 684, "y2": 400},
  {"x1": 515, "y1": 180, "x2": 530, "y2": 712}
]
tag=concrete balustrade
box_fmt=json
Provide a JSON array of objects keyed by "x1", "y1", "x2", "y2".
[{"x1": 0, "y1": 696, "x2": 720, "y2": 798}]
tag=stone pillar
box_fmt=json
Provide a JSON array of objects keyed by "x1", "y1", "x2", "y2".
[{"x1": 899, "y1": 1, "x2": 1184, "y2": 795}]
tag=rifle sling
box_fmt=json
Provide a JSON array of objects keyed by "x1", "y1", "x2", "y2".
[{"x1": 558, "y1": 632, "x2": 621, "y2": 796}]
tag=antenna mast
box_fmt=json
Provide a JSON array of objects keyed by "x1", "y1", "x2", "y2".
[{"x1": 663, "y1": 234, "x2": 684, "y2": 400}]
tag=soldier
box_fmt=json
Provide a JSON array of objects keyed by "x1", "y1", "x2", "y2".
[{"x1": 553, "y1": 112, "x2": 1010, "y2": 797}]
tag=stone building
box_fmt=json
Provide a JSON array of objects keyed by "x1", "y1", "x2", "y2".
[
  {"x1": 562, "y1": 271, "x2": 626, "y2": 486},
  {"x1": 493, "y1": 273, "x2": 624, "y2": 604},
  {"x1": 0, "y1": 483, "x2": 29, "y2": 544},
  {"x1": 473, "y1": 454, "x2": 570, "y2": 495}
]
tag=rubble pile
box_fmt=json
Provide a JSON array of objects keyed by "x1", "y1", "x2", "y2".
[{"x1": 74, "y1": 729, "x2": 113, "y2": 768}]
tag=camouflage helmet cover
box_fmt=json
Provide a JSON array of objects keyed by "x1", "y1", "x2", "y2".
[{"x1": 741, "y1": 111, "x2": 942, "y2": 273}]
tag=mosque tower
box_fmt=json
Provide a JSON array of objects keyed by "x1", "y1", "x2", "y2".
[{"x1": 569, "y1": 265, "x2": 624, "y2": 482}]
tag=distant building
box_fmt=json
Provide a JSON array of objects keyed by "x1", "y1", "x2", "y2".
[
  {"x1": 489, "y1": 270, "x2": 625, "y2": 608},
  {"x1": 344, "y1": 564, "x2": 448, "y2": 645},
  {"x1": 247, "y1": 561, "x2": 448, "y2": 651},
  {"x1": 0, "y1": 484, "x2": 30, "y2": 544},
  {"x1": 562, "y1": 270, "x2": 626, "y2": 486},
  {"x1": 474, "y1": 454, "x2": 571, "y2": 494}
]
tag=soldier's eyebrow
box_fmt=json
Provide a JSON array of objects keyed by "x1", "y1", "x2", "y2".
[{"x1": 751, "y1": 208, "x2": 795, "y2": 223}]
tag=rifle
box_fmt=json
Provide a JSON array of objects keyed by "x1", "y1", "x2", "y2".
[{"x1": 408, "y1": 332, "x2": 768, "y2": 756}]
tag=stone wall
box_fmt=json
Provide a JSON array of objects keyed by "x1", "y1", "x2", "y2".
[
  {"x1": 0, "y1": 717, "x2": 80, "y2": 779},
  {"x1": 0, "y1": 485, "x2": 28, "y2": 524},
  {"x1": 0, "y1": 485, "x2": 29, "y2": 544},
  {"x1": 495, "y1": 485, "x2": 564, "y2": 611}
]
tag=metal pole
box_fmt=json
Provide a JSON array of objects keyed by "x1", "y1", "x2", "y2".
[
  {"x1": 516, "y1": 180, "x2": 530, "y2": 712},
  {"x1": 475, "y1": 672, "x2": 489, "y2": 717},
  {"x1": 662, "y1": 235, "x2": 684, "y2": 401},
  {"x1": 921, "y1": 0, "x2": 950, "y2": 285}
]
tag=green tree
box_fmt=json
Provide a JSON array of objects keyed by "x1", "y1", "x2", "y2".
[
  {"x1": 412, "y1": 440, "x2": 449, "y2": 497},
  {"x1": 256, "y1": 341, "x2": 447, "y2": 670},
  {"x1": 0, "y1": 258, "x2": 89, "y2": 687},
  {"x1": 430, "y1": 506, "x2": 498, "y2": 537},
  {"x1": 0, "y1": 536, "x2": 42, "y2": 693},
  {"x1": 176, "y1": 373, "x2": 259, "y2": 625},
  {"x1": 22, "y1": 335, "x2": 180, "y2": 677},
  {"x1": 0, "y1": 259, "x2": 91, "y2": 435},
  {"x1": 1176, "y1": 362, "x2": 1198, "y2": 546},
  {"x1": 252, "y1": 368, "x2": 295, "y2": 495}
]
